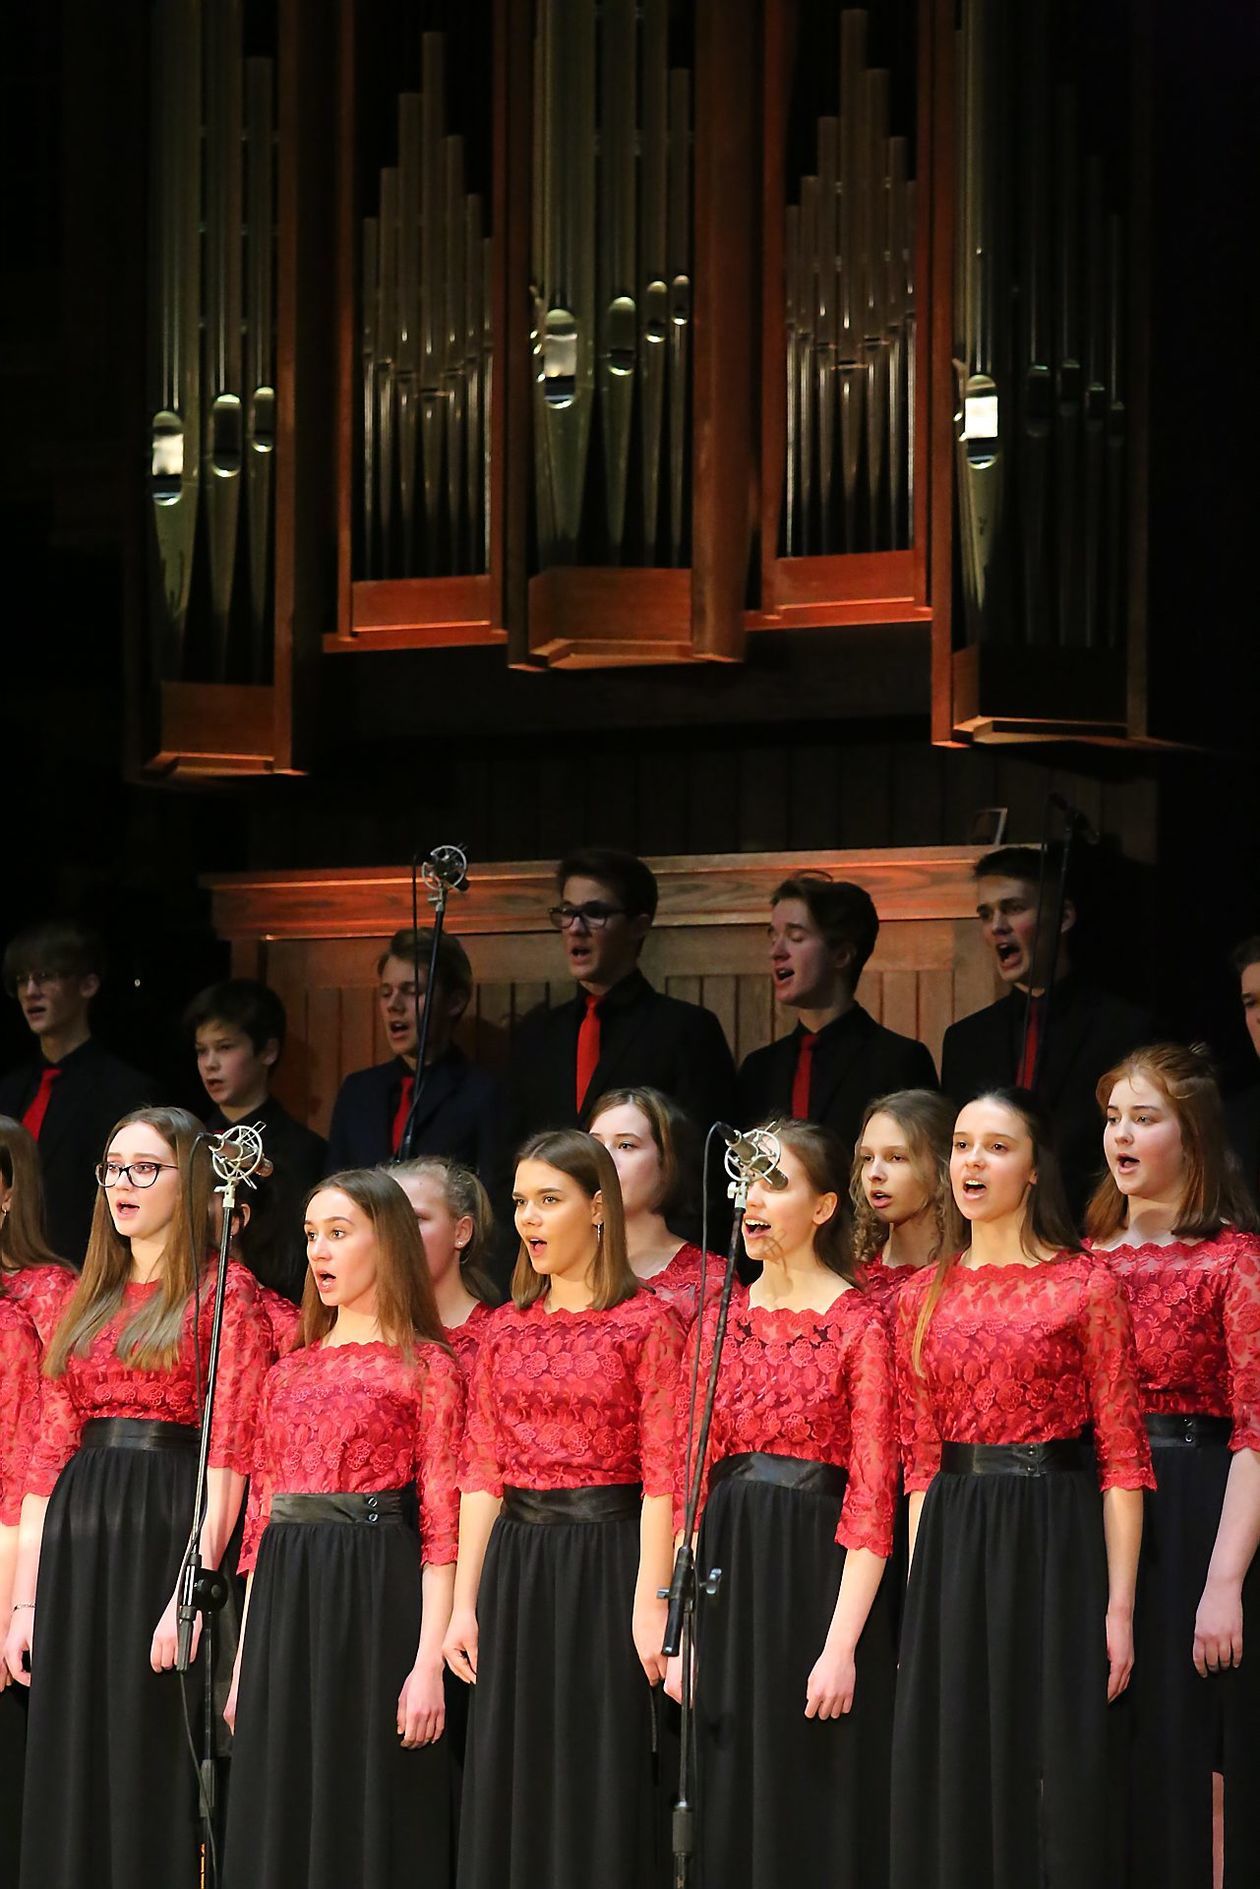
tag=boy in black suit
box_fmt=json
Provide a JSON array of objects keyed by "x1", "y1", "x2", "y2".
[
  {"x1": 187, "y1": 978, "x2": 326, "y2": 1302},
  {"x1": 1226, "y1": 936, "x2": 1260, "y2": 1205},
  {"x1": 326, "y1": 928, "x2": 504, "y2": 1177},
  {"x1": 737, "y1": 875, "x2": 937, "y2": 1154},
  {"x1": 940, "y1": 845, "x2": 1153, "y2": 1221},
  {"x1": 0, "y1": 920, "x2": 151, "y2": 1263},
  {"x1": 508, "y1": 847, "x2": 738, "y2": 1143}
]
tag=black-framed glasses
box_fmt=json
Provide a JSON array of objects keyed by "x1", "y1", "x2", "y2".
[
  {"x1": 548, "y1": 902, "x2": 628, "y2": 932},
  {"x1": 95, "y1": 1160, "x2": 178, "y2": 1189}
]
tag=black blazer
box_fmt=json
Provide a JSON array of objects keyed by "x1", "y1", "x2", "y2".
[
  {"x1": 326, "y1": 1046, "x2": 506, "y2": 1179},
  {"x1": 737, "y1": 1004, "x2": 938, "y2": 1159},
  {"x1": 0, "y1": 1037, "x2": 153, "y2": 1265},
  {"x1": 1226, "y1": 1083, "x2": 1260, "y2": 1212},
  {"x1": 205, "y1": 1096, "x2": 326, "y2": 1304},
  {"x1": 940, "y1": 976, "x2": 1154, "y2": 1224},
  {"x1": 507, "y1": 969, "x2": 739, "y2": 1145}
]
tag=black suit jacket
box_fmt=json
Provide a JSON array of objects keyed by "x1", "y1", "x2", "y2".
[
  {"x1": 1226, "y1": 1083, "x2": 1260, "y2": 1212},
  {"x1": 940, "y1": 976, "x2": 1154, "y2": 1224},
  {"x1": 326, "y1": 1046, "x2": 506, "y2": 1180},
  {"x1": 737, "y1": 1004, "x2": 938, "y2": 1158},
  {"x1": 0, "y1": 1037, "x2": 153, "y2": 1264},
  {"x1": 507, "y1": 969, "x2": 739, "y2": 1146},
  {"x1": 205, "y1": 1097, "x2": 326, "y2": 1304}
]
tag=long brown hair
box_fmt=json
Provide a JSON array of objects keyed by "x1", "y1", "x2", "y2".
[
  {"x1": 390, "y1": 1156, "x2": 501, "y2": 1306},
  {"x1": 586, "y1": 1085, "x2": 698, "y2": 1227},
  {"x1": 761, "y1": 1119, "x2": 857, "y2": 1282},
  {"x1": 0, "y1": 1116, "x2": 71, "y2": 1275},
  {"x1": 511, "y1": 1130, "x2": 638, "y2": 1311},
  {"x1": 849, "y1": 1090, "x2": 964, "y2": 1270},
  {"x1": 911, "y1": 1089, "x2": 1081, "y2": 1374},
  {"x1": 298, "y1": 1169, "x2": 449, "y2": 1358},
  {"x1": 45, "y1": 1107, "x2": 215, "y2": 1377},
  {"x1": 1084, "y1": 1043, "x2": 1259, "y2": 1243}
]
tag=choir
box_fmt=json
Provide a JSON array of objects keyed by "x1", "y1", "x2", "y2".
[{"x1": 1, "y1": 861, "x2": 1259, "y2": 1889}]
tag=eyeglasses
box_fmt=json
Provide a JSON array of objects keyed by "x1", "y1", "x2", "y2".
[
  {"x1": 95, "y1": 1160, "x2": 179, "y2": 1189},
  {"x1": 5, "y1": 969, "x2": 69, "y2": 996},
  {"x1": 548, "y1": 902, "x2": 628, "y2": 932}
]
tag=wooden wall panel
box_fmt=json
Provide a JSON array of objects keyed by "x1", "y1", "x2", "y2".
[{"x1": 209, "y1": 848, "x2": 1000, "y2": 1135}]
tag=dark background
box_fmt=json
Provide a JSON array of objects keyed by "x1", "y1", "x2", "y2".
[{"x1": 2, "y1": 0, "x2": 1256, "y2": 1106}]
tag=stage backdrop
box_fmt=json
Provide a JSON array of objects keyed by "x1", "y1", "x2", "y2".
[{"x1": 204, "y1": 849, "x2": 1000, "y2": 1137}]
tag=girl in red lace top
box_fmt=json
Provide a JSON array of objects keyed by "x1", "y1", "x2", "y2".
[
  {"x1": 589, "y1": 1087, "x2": 723, "y2": 1322},
  {"x1": 0, "y1": 1115, "x2": 77, "y2": 1349},
  {"x1": 851, "y1": 1090, "x2": 964, "y2": 1300},
  {"x1": 891, "y1": 1089, "x2": 1152, "y2": 1889},
  {"x1": 3, "y1": 1106, "x2": 270, "y2": 1889},
  {"x1": 392, "y1": 1155, "x2": 502, "y2": 1374},
  {"x1": 667, "y1": 1119, "x2": 896, "y2": 1889},
  {"x1": 445, "y1": 1129, "x2": 682, "y2": 1889},
  {"x1": 1086, "y1": 1044, "x2": 1260, "y2": 1889},
  {"x1": 222, "y1": 1168, "x2": 462, "y2": 1889}
]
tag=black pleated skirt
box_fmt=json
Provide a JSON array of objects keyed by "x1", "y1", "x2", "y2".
[
  {"x1": 21, "y1": 1429, "x2": 204, "y2": 1889},
  {"x1": 694, "y1": 1457, "x2": 894, "y2": 1889},
  {"x1": 1115, "y1": 1434, "x2": 1260, "y2": 1889},
  {"x1": 456, "y1": 1488, "x2": 666, "y2": 1889},
  {"x1": 222, "y1": 1505, "x2": 449, "y2": 1889},
  {"x1": 891, "y1": 1460, "x2": 1113, "y2": 1889},
  {"x1": 0, "y1": 1687, "x2": 26, "y2": 1885}
]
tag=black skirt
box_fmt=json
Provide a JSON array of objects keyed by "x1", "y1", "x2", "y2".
[
  {"x1": 456, "y1": 1485, "x2": 666, "y2": 1889},
  {"x1": 21, "y1": 1421, "x2": 205, "y2": 1889},
  {"x1": 0, "y1": 1688, "x2": 26, "y2": 1886},
  {"x1": 1115, "y1": 1427, "x2": 1260, "y2": 1889},
  {"x1": 222, "y1": 1492, "x2": 449, "y2": 1889},
  {"x1": 694, "y1": 1454, "x2": 894, "y2": 1889},
  {"x1": 891, "y1": 1451, "x2": 1113, "y2": 1889}
]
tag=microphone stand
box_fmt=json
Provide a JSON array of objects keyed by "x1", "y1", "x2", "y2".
[
  {"x1": 662, "y1": 1132, "x2": 778, "y2": 1888},
  {"x1": 176, "y1": 1124, "x2": 269, "y2": 1881},
  {"x1": 398, "y1": 844, "x2": 468, "y2": 1161}
]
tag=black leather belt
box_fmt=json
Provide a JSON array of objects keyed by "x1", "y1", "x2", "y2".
[
  {"x1": 1144, "y1": 1413, "x2": 1233, "y2": 1448},
  {"x1": 501, "y1": 1484, "x2": 642, "y2": 1524},
  {"x1": 81, "y1": 1418, "x2": 199, "y2": 1453},
  {"x1": 709, "y1": 1451, "x2": 848, "y2": 1498},
  {"x1": 269, "y1": 1488, "x2": 417, "y2": 1527},
  {"x1": 940, "y1": 1435, "x2": 1090, "y2": 1476}
]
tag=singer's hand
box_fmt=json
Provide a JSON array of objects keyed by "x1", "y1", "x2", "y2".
[
  {"x1": 632, "y1": 1592, "x2": 670, "y2": 1685},
  {"x1": 443, "y1": 1608, "x2": 478, "y2": 1685},
  {"x1": 151, "y1": 1589, "x2": 199, "y2": 1672},
  {"x1": 223, "y1": 1666, "x2": 240, "y2": 1734},
  {"x1": 805, "y1": 1640, "x2": 857, "y2": 1719},
  {"x1": 3, "y1": 1609, "x2": 33, "y2": 1688}
]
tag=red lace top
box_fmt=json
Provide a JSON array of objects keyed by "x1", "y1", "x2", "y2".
[
  {"x1": 0, "y1": 1262, "x2": 77, "y2": 1352},
  {"x1": 1090, "y1": 1231, "x2": 1260, "y2": 1450},
  {"x1": 26, "y1": 1262, "x2": 271, "y2": 1494},
  {"x1": 677, "y1": 1284, "x2": 897, "y2": 1557},
  {"x1": 642, "y1": 1243, "x2": 725, "y2": 1324},
  {"x1": 256, "y1": 1285, "x2": 302, "y2": 1360},
  {"x1": 859, "y1": 1253, "x2": 928, "y2": 1304},
  {"x1": 461, "y1": 1292, "x2": 683, "y2": 1498},
  {"x1": 444, "y1": 1297, "x2": 493, "y2": 1376},
  {"x1": 0, "y1": 1300, "x2": 40, "y2": 1524},
  {"x1": 894, "y1": 1255, "x2": 1155, "y2": 1494},
  {"x1": 240, "y1": 1338, "x2": 465, "y2": 1572}
]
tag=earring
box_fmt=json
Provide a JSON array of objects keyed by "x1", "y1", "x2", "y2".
[{"x1": 595, "y1": 1222, "x2": 604, "y2": 1243}]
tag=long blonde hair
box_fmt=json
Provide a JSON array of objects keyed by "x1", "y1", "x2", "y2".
[
  {"x1": 45, "y1": 1107, "x2": 215, "y2": 1377},
  {"x1": 298, "y1": 1169, "x2": 450, "y2": 1358},
  {"x1": 390, "y1": 1155, "x2": 500, "y2": 1305},
  {"x1": 1, "y1": 1115, "x2": 72, "y2": 1274},
  {"x1": 849, "y1": 1090, "x2": 964, "y2": 1270},
  {"x1": 511, "y1": 1130, "x2": 638, "y2": 1311}
]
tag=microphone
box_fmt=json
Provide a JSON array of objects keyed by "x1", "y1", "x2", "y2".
[
  {"x1": 420, "y1": 844, "x2": 470, "y2": 896},
  {"x1": 714, "y1": 1124, "x2": 789, "y2": 1191},
  {"x1": 206, "y1": 1123, "x2": 273, "y2": 1186},
  {"x1": 1047, "y1": 794, "x2": 1098, "y2": 844}
]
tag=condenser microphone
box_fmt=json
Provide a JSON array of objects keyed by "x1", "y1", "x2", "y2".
[
  {"x1": 206, "y1": 1123, "x2": 273, "y2": 1186},
  {"x1": 715, "y1": 1124, "x2": 790, "y2": 1191}
]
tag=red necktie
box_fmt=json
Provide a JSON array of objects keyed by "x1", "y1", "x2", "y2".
[
  {"x1": 391, "y1": 1073, "x2": 415, "y2": 1155},
  {"x1": 790, "y1": 1031, "x2": 818, "y2": 1118},
  {"x1": 21, "y1": 1066, "x2": 62, "y2": 1141},
  {"x1": 575, "y1": 994, "x2": 602, "y2": 1113},
  {"x1": 1016, "y1": 998, "x2": 1042, "y2": 1089}
]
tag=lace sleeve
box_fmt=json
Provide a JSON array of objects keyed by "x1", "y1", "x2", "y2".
[
  {"x1": 1080, "y1": 1262, "x2": 1156, "y2": 1492},
  {"x1": 1224, "y1": 1236, "x2": 1260, "y2": 1452},
  {"x1": 0, "y1": 1312, "x2": 40, "y2": 1524},
  {"x1": 673, "y1": 1315, "x2": 705, "y2": 1536},
  {"x1": 459, "y1": 1324, "x2": 504, "y2": 1497},
  {"x1": 207, "y1": 1268, "x2": 273, "y2": 1475},
  {"x1": 895, "y1": 1283, "x2": 941, "y2": 1493},
  {"x1": 25, "y1": 1350, "x2": 84, "y2": 1497},
  {"x1": 836, "y1": 1305, "x2": 896, "y2": 1558},
  {"x1": 417, "y1": 1347, "x2": 465, "y2": 1565},
  {"x1": 237, "y1": 1366, "x2": 278, "y2": 1574},
  {"x1": 637, "y1": 1304, "x2": 684, "y2": 1499}
]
